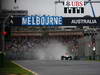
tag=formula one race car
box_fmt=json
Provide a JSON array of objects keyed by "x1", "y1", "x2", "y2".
[{"x1": 61, "y1": 53, "x2": 73, "y2": 60}]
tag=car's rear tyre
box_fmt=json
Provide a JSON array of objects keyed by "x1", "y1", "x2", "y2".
[
  {"x1": 61, "y1": 56, "x2": 72, "y2": 60},
  {"x1": 61, "y1": 56, "x2": 68, "y2": 60}
]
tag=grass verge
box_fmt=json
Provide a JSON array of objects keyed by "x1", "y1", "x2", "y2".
[{"x1": 0, "y1": 60, "x2": 35, "y2": 75}]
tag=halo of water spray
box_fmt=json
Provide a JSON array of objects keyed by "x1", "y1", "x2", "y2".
[
  {"x1": 34, "y1": 40, "x2": 70, "y2": 60},
  {"x1": 6, "y1": 38, "x2": 71, "y2": 60}
]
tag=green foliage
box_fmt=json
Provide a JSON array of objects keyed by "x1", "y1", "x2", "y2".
[{"x1": 0, "y1": 60, "x2": 33, "y2": 75}]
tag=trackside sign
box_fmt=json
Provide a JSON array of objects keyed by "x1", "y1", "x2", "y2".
[
  {"x1": 63, "y1": 17, "x2": 100, "y2": 26},
  {"x1": 64, "y1": 0, "x2": 84, "y2": 14},
  {"x1": 10, "y1": 16, "x2": 100, "y2": 26},
  {"x1": 22, "y1": 16, "x2": 63, "y2": 26}
]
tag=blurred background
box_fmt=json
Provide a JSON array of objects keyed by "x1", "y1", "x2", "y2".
[{"x1": 0, "y1": 0, "x2": 100, "y2": 60}]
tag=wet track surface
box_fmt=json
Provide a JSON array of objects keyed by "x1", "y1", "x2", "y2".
[{"x1": 15, "y1": 60, "x2": 100, "y2": 75}]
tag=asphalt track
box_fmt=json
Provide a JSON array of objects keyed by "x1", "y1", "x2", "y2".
[{"x1": 15, "y1": 60, "x2": 100, "y2": 75}]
